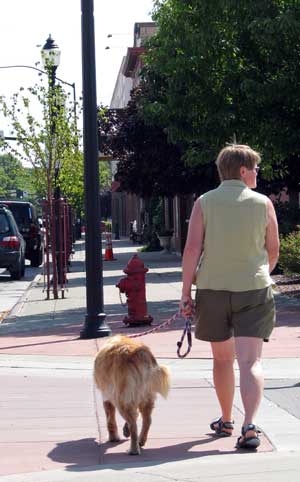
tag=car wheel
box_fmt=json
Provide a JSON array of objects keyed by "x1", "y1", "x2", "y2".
[
  {"x1": 21, "y1": 258, "x2": 26, "y2": 277},
  {"x1": 10, "y1": 262, "x2": 22, "y2": 280},
  {"x1": 31, "y1": 246, "x2": 43, "y2": 267}
]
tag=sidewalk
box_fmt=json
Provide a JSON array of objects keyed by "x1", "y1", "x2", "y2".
[{"x1": 0, "y1": 238, "x2": 300, "y2": 481}]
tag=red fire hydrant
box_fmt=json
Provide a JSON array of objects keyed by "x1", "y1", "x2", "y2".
[{"x1": 116, "y1": 254, "x2": 153, "y2": 326}]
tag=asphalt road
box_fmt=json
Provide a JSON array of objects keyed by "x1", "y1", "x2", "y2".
[
  {"x1": 0, "y1": 262, "x2": 41, "y2": 320},
  {"x1": 265, "y1": 378, "x2": 300, "y2": 419}
]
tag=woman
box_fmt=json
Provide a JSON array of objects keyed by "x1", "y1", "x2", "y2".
[{"x1": 180, "y1": 144, "x2": 279, "y2": 449}]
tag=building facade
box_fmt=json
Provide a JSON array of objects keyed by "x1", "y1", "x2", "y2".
[
  {"x1": 110, "y1": 23, "x2": 157, "y2": 238},
  {"x1": 110, "y1": 22, "x2": 192, "y2": 253}
]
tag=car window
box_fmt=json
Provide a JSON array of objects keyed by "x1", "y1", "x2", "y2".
[
  {"x1": 6, "y1": 204, "x2": 32, "y2": 224},
  {"x1": 0, "y1": 213, "x2": 10, "y2": 234}
]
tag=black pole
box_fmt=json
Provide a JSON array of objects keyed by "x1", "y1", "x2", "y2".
[
  {"x1": 49, "y1": 65, "x2": 57, "y2": 135},
  {"x1": 48, "y1": 63, "x2": 59, "y2": 299},
  {"x1": 80, "y1": 0, "x2": 111, "y2": 338},
  {"x1": 72, "y1": 82, "x2": 78, "y2": 136}
]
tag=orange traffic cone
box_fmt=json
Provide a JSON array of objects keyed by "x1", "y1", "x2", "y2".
[{"x1": 103, "y1": 232, "x2": 116, "y2": 261}]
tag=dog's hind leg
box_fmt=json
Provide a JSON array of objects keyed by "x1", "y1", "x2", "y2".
[
  {"x1": 138, "y1": 398, "x2": 154, "y2": 447},
  {"x1": 103, "y1": 400, "x2": 120, "y2": 442},
  {"x1": 119, "y1": 405, "x2": 140, "y2": 455}
]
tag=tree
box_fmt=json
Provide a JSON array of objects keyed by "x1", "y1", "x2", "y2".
[
  {"x1": 143, "y1": 0, "x2": 300, "y2": 196},
  {"x1": 98, "y1": 87, "x2": 212, "y2": 199},
  {"x1": 0, "y1": 154, "x2": 30, "y2": 197},
  {"x1": 0, "y1": 71, "x2": 83, "y2": 297},
  {"x1": 1, "y1": 83, "x2": 112, "y2": 218},
  {"x1": 99, "y1": 160, "x2": 112, "y2": 192},
  {"x1": 0, "y1": 76, "x2": 82, "y2": 208}
]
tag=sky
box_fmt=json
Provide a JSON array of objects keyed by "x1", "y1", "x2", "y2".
[{"x1": 0, "y1": 0, "x2": 155, "y2": 137}]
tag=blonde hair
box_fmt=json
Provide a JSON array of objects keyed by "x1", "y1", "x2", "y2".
[{"x1": 216, "y1": 144, "x2": 261, "y2": 181}]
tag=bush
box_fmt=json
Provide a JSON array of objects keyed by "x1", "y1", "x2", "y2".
[
  {"x1": 104, "y1": 220, "x2": 112, "y2": 232},
  {"x1": 138, "y1": 231, "x2": 162, "y2": 252},
  {"x1": 274, "y1": 202, "x2": 300, "y2": 235},
  {"x1": 278, "y1": 231, "x2": 300, "y2": 275}
]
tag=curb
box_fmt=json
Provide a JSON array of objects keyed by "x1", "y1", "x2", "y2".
[
  {"x1": 0, "y1": 272, "x2": 42, "y2": 324},
  {"x1": 0, "y1": 310, "x2": 9, "y2": 323}
]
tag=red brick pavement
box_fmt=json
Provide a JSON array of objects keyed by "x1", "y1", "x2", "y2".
[
  {"x1": 0, "y1": 302, "x2": 299, "y2": 358},
  {"x1": 2, "y1": 262, "x2": 299, "y2": 475}
]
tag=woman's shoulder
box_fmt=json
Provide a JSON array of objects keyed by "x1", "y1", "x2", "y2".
[
  {"x1": 198, "y1": 188, "x2": 219, "y2": 202},
  {"x1": 250, "y1": 189, "x2": 269, "y2": 204}
]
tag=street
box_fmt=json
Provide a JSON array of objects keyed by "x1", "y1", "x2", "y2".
[{"x1": 0, "y1": 262, "x2": 42, "y2": 322}]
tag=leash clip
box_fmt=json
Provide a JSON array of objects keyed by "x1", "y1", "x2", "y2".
[{"x1": 177, "y1": 317, "x2": 193, "y2": 358}]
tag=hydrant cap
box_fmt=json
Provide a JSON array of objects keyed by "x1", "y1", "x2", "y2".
[{"x1": 124, "y1": 254, "x2": 148, "y2": 274}]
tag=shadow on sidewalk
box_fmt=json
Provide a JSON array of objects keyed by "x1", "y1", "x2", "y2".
[
  {"x1": 0, "y1": 299, "x2": 187, "y2": 340},
  {"x1": 274, "y1": 294, "x2": 300, "y2": 328},
  {"x1": 0, "y1": 264, "x2": 42, "y2": 283},
  {"x1": 63, "y1": 270, "x2": 182, "y2": 288},
  {"x1": 47, "y1": 436, "x2": 248, "y2": 471}
]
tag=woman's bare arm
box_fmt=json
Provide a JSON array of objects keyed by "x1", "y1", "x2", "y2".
[
  {"x1": 180, "y1": 199, "x2": 204, "y2": 314},
  {"x1": 265, "y1": 198, "x2": 280, "y2": 273}
]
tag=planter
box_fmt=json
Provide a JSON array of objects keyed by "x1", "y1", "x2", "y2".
[{"x1": 158, "y1": 235, "x2": 172, "y2": 254}]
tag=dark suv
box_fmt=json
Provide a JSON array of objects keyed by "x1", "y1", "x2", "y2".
[
  {"x1": 0, "y1": 205, "x2": 26, "y2": 279},
  {"x1": 0, "y1": 201, "x2": 44, "y2": 267}
]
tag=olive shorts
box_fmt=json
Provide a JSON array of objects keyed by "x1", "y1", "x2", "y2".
[{"x1": 195, "y1": 286, "x2": 275, "y2": 342}]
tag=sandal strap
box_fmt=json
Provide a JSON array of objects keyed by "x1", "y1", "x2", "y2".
[
  {"x1": 242, "y1": 424, "x2": 259, "y2": 436},
  {"x1": 222, "y1": 421, "x2": 234, "y2": 430},
  {"x1": 211, "y1": 417, "x2": 234, "y2": 432}
]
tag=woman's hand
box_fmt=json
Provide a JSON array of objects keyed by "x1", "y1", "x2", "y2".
[{"x1": 180, "y1": 294, "x2": 194, "y2": 318}]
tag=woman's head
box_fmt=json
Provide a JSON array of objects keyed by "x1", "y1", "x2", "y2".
[{"x1": 216, "y1": 144, "x2": 261, "y2": 182}]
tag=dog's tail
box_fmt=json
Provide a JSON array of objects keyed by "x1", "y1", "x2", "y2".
[{"x1": 151, "y1": 365, "x2": 170, "y2": 399}]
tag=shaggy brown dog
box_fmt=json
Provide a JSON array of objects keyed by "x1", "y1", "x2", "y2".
[{"x1": 94, "y1": 334, "x2": 170, "y2": 455}]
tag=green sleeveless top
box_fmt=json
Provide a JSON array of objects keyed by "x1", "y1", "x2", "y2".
[{"x1": 196, "y1": 180, "x2": 272, "y2": 292}]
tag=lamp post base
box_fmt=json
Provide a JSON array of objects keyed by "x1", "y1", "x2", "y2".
[{"x1": 80, "y1": 313, "x2": 112, "y2": 339}]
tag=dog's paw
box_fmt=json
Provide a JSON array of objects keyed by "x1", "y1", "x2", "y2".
[
  {"x1": 127, "y1": 446, "x2": 141, "y2": 455},
  {"x1": 123, "y1": 423, "x2": 130, "y2": 438},
  {"x1": 108, "y1": 434, "x2": 121, "y2": 443}
]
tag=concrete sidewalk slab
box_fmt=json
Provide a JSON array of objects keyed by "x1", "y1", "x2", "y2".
[
  {"x1": 0, "y1": 313, "x2": 299, "y2": 359},
  {"x1": 0, "y1": 238, "x2": 299, "y2": 479},
  {"x1": 0, "y1": 262, "x2": 41, "y2": 322},
  {"x1": 0, "y1": 367, "x2": 273, "y2": 477},
  {"x1": 0, "y1": 239, "x2": 299, "y2": 359},
  {"x1": 1, "y1": 452, "x2": 299, "y2": 482},
  {"x1": 0, "y1": 370, "x2": 97, "y2": 476}
]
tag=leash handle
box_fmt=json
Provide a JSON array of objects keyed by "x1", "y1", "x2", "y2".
[{"x1": 177, "y1": 317, "x2": 193, "y2": 358}]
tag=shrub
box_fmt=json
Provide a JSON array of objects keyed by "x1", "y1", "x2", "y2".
[
  {"x1": 138, "y1": 231, "x2": 162, "y2": 252},
  {"x1": 278, "y1": 231, "x2": 300, "y2": 275},
  {"x1": 274, "y1": 202, "x2": 300, "y2": 235},
  {"x1": 104, "y1": 220, "x2": 112, "y2": 232}
]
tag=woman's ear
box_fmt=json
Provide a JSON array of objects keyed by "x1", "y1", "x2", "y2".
[{"x1": 240, "y1": 166, "x2": 247, "y2": 179}]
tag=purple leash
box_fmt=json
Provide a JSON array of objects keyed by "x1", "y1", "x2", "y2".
[{"x1": 176, "y1": 316, "x2": 193, "y2": 358}]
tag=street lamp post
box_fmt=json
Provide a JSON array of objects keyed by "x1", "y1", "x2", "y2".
[
  {"x1": 80, "y1": 0, "x2": 111, "y2": 338},
  {"x1": 41, "y1": 36, "x2": 78, "y2": 140},
  {"x1": 41, "y1": 35, "x2": 61, "y2": 91},
  {"x1": 41, "y1": 35, "x2": 61, "y2": 187},
  {"x1": 41, "y1": 34, "x2": 61, "y2": 299}
]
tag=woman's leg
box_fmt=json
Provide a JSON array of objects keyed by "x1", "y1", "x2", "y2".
[
  {"x1": 235, "y1": 337, "x2": 264, "y2": 429},
  {"x1": 211, "y1": 337, "x2": 235, "y2": 429}
]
